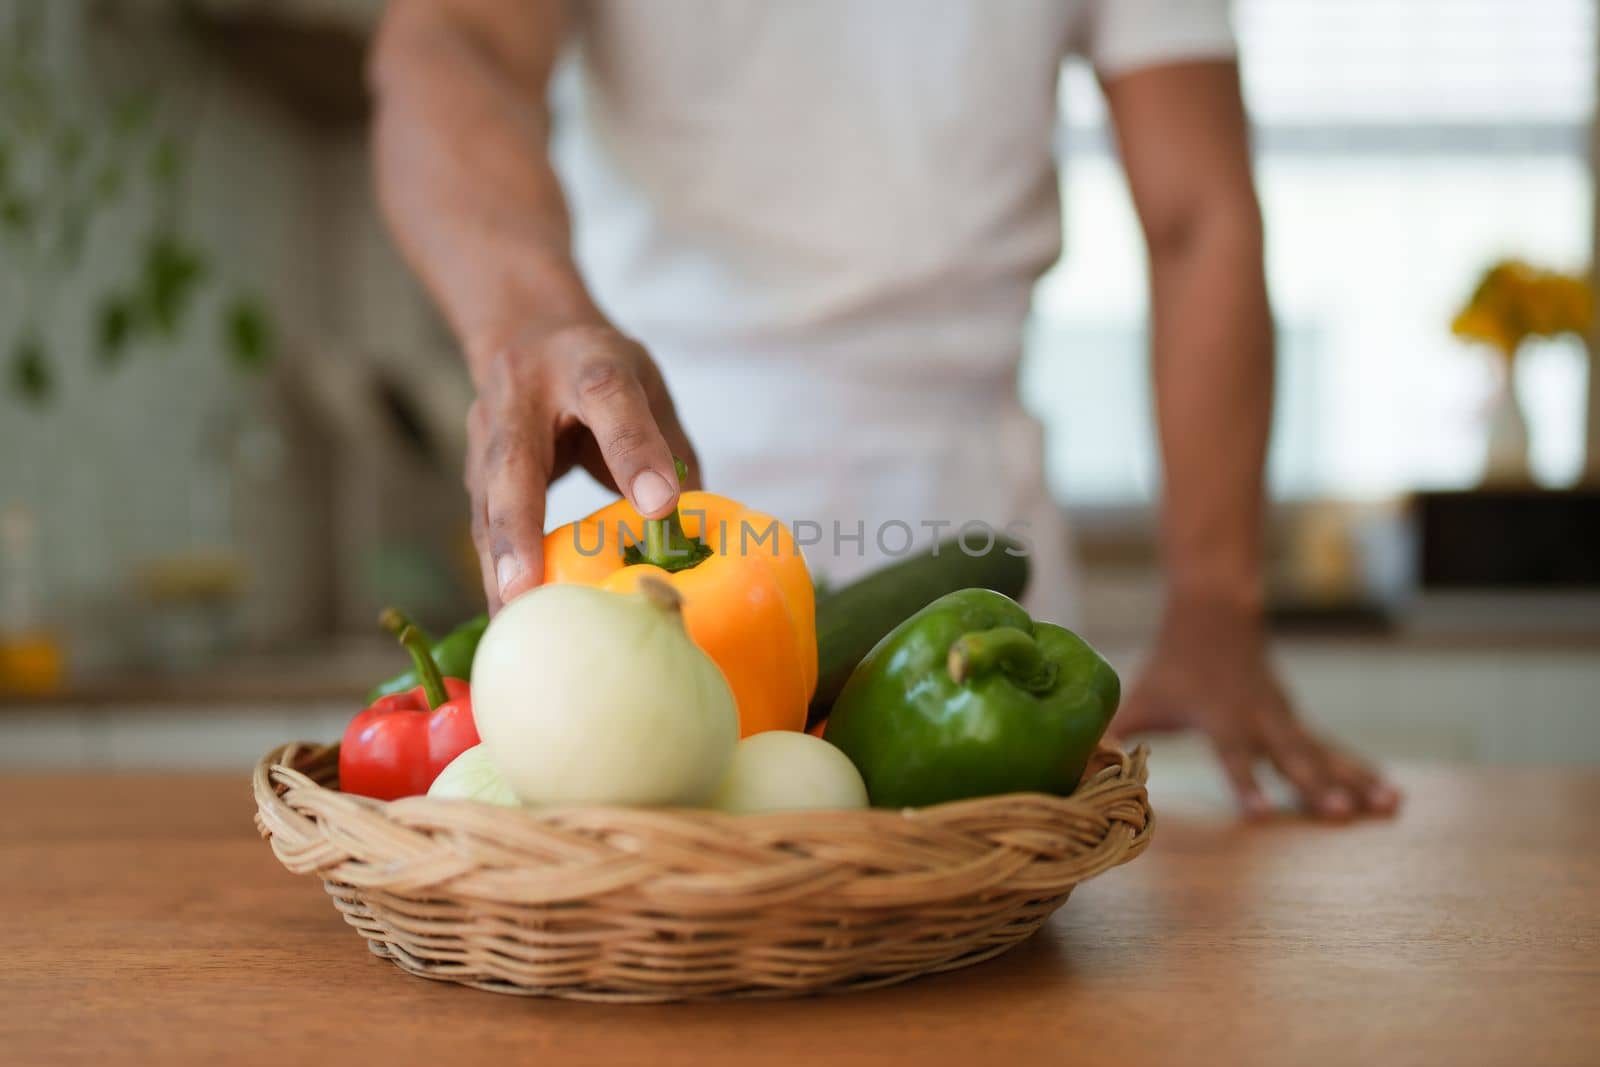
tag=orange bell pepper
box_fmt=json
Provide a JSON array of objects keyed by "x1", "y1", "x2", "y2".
[{"x1": 543, "y1": 475, "x2": 816, "y2": 737}]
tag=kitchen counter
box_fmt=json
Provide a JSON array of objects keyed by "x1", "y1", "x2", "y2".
[{"x1": 3, "y1": 765, "x2": 1596, "y2": 1066}]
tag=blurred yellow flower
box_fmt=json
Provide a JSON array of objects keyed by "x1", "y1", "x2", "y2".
[{"x1": 1452, "y1": 259, "x2": 1593, "y2": 362}]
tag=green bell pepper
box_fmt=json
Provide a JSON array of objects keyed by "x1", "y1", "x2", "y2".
[
  {"x1": 365, "y1": 610, "x2": 488, "y2": 701},
  {"x1": 823, "y1": 589, "x2": 1119, "y2": 808}
]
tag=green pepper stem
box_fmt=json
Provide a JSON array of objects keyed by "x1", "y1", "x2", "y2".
[
  {"x1": 948, "y1": 627, "x2": 1057, "y2": 694},
  {"x1": 398, "y1": 625, "x2": 449, "y2": 709},
  {"x1": 641, "y1": 513, "x2": 685, "y2": 566},
  {"x1": 634, "y1": 456, "x2": 711, "y2": 572},
  {"x1": 378, "y1": 607, "x2": 429, "y2": 646}
]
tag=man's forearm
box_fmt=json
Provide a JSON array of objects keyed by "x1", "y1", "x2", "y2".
[
  {"x1": 370, "y1": 0, "x2": 602, "y2": 380},
  {"x1": 1106, "y1": 63, "x2": 1396, "y2": 818},
  {"x1": 1147, "y1": 206, "x2": 1273, "y2": 614}
]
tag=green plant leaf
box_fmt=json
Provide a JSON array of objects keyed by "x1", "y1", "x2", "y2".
[
  {"x1": 93, "y1": 164, "x2": 124, "y2": 203},
  {"x1": 112, "y1": 91, "x2": 156, "y2": 137},
  {"x1": 150, "y1": 135, "x2": 182, "y2": 185},
  {"x1": 139, "y1": 234, "x2": 207, "y2": 337},
  {"x1": 53, "y1": 124, "x2": 85, "y2": 173},
  {"x1": 95, "y1": 295, "x2": 141, "y2": 369},
  {"x1": 223, "y1": 296, "x2": 274, "y2": 373},
  {"x1": 0, "y1": 195, "x2": 32, "y2": 234},
  {"x1": 9, "y1": 335, "x2": 53, "y2": 407}
]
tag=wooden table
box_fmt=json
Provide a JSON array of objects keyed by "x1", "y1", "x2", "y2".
[{"x1": 3, "y1": 765, "x2": 1596, "y2": 1067}]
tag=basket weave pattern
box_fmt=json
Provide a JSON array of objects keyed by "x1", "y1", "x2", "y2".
[{"x1": 254, "y1": 741, "x2": 1153, "y2": 1002}]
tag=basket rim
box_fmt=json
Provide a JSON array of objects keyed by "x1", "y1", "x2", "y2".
[{"x1": 253, "y1": 738, "x2": 1151, "y2": 832}]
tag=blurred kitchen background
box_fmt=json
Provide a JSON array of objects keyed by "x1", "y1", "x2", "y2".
[{"x1": 2, "y1": 0, "x2": 1597, "y2": 778}]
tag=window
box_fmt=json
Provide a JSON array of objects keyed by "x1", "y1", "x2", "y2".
[{"x1": 1024, "y1": 0, "x2": 1595, "y2": 504}]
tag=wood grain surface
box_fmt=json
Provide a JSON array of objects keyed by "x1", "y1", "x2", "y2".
[{"x1": 2, "y1": 764, "x2": 1596, "y2": 1066}]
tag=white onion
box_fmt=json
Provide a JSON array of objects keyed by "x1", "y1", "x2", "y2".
[
  {"x1": 427, "y1": 744, "x2": 520, "y2": 807},
  {"x1": 471, "y1": 579, "x2": 738, "y2": 807},
  {"x1": 712, "y1": 731, "x2": 869, "y2": 814}
]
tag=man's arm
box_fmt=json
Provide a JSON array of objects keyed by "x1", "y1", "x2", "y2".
[
  {"x1": 371, "y1": 0, "x2": 696, "y2": 609},
  {"x1": 1103, "y1": 60, "x2": 1398, "y2": 819},
  {"x1": 1108, "y1": 60, "x2": 1271, "y2": 615}
]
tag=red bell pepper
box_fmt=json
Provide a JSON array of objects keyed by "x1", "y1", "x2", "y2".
[{"x1": 340, "y1": 622, "x2": 479, "y2": 800}]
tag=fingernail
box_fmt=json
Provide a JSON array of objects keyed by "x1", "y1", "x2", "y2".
[
  {"x1": 1368, "y1": 784, "x2": 1400, "y2": 812},
  {"x1": 1319, "y1": 789, "x2": 1353, "y2": 818},
  {"x1": 496, "y1": 555, "x2": 523, "y2": 596},
  {"x1": 631, "y1": 469, "x2": 674, "y2": 516}
]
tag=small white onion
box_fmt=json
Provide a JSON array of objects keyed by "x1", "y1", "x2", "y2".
[
  {"x1": 713, "y1": 731, "x2": 869, "y2": 814},
  {"x1": 427, "y1": 744, "x2": 520, "y2": 807}
]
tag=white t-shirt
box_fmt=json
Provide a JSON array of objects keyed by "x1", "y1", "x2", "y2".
[{"x1": 550, "y1": 0, "x2": 1235, "y2": 621}]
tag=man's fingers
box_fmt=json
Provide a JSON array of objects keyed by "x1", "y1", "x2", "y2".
[
  {"x1": 1214, "y1": 739, "x2": 1270, "y2": 819},
  {"x1": 659, "y1": 419, "x2": 701, "y2": 492},
  {"x1": 641, "y1": 363, "x2": 702, "y2": 491},
  {"x1": 470, "y1": 492, "x2": 502, "y2": 614},
  {"x1": 1263, "y1": 719, "x2": 1355, "y2": 820},
  {"x1": 565, "y1": 352, "x2": 681, "y2": 518},
  {"x1": 465, "y1": 403, "x2": 503, "y2": 614},
  {"x1": 482, "y1": 423, "x2": 549, "y2": 606},
  {"x1": 1321, "y1": 744, "x2": 1402, "y2": 817},
  {"x1": 576, "y1": 419, "x2": 701, "y2": 497}
]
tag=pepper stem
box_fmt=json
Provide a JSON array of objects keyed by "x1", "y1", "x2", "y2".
[
  {"x1": 398, "y1": 625, "x2": 449, "y2": 709},
  {"x1": 632, "y1": 457, "x2": 712, "y2": 572},
  {"x1": 948, "y1": 627, "x2": 1057, "y2": 694},
  {"x1": 378, "y1": 607, "x2": 429, "y2": 645}
]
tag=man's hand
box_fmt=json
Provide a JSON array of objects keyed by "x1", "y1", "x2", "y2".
[
  {"x1": 465, "y1": 324, "x2": 697, "y2": 611},
  {"x1": 370, "y1": 2, "x2": 701, "y2": 610},
  {"x1": 1117, "y1": 599, "x2": 1401, "y2": 819}
]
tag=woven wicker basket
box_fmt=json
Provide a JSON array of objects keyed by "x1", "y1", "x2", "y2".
[{"x1": 253, "y1": 740, "x2": 1153, "y2": 1002}]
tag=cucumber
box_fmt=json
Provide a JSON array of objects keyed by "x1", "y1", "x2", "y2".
[{"x1": 809, "y1": 536, "x2": 1030, "y2": 724}]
